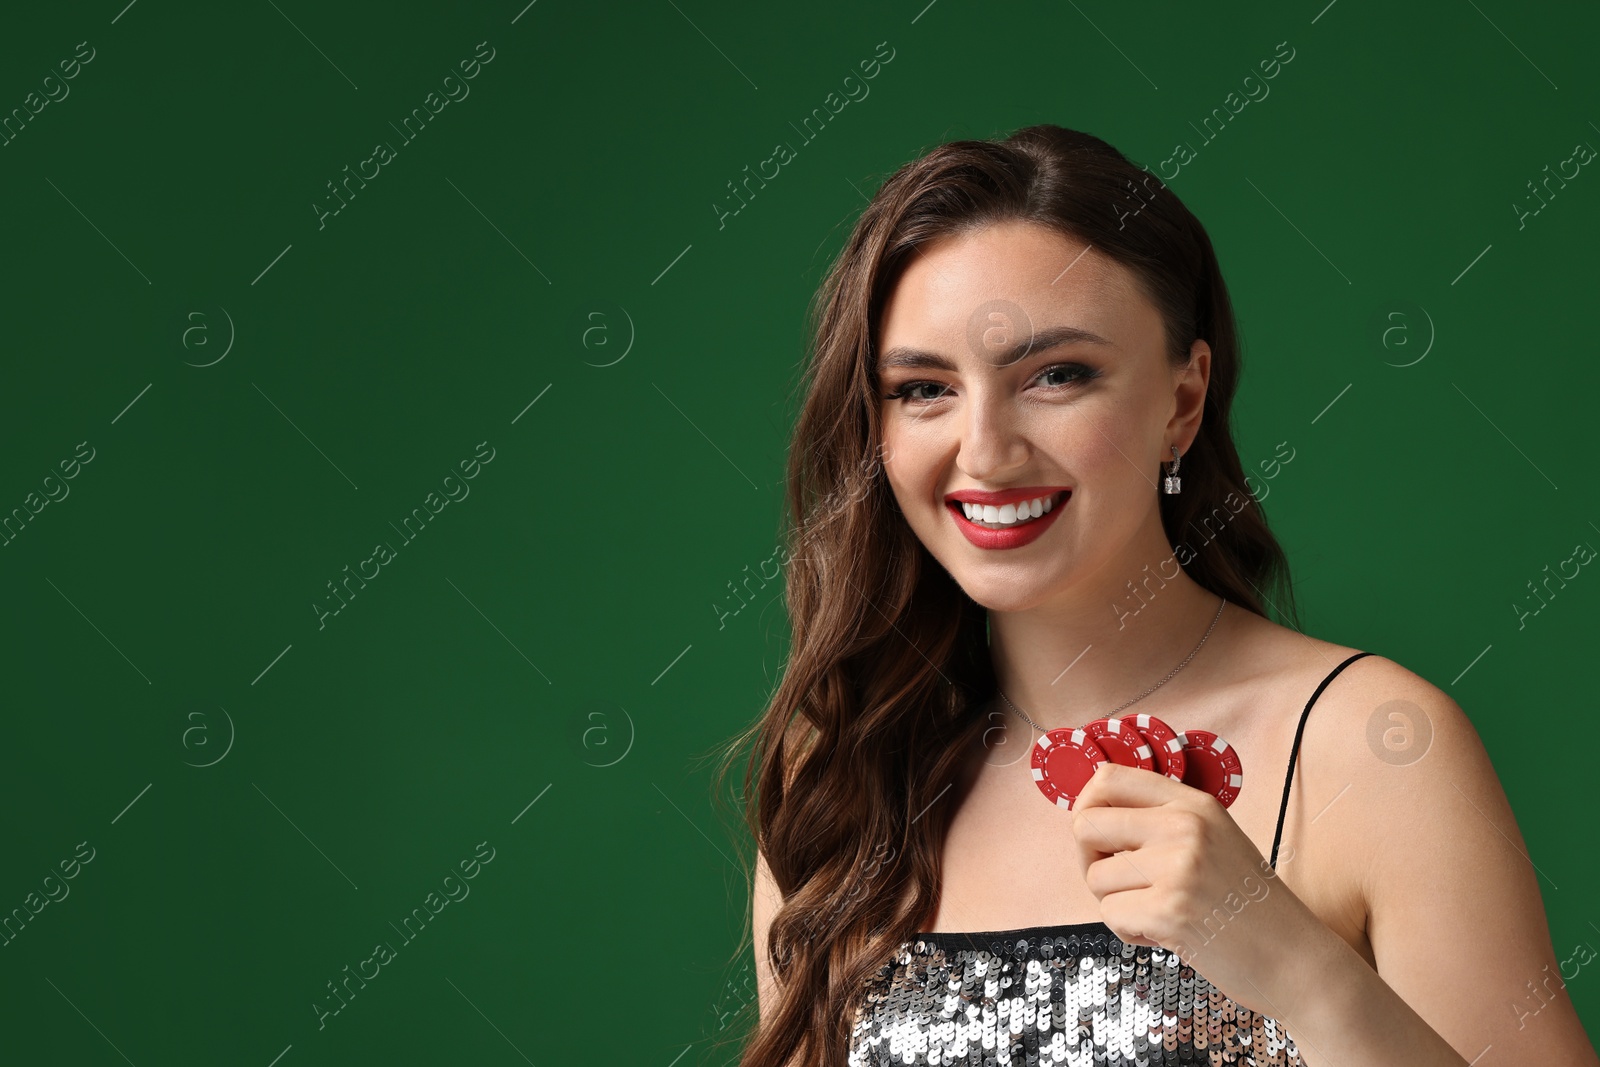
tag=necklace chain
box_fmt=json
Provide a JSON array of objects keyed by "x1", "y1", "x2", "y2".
[{"x1": 997, "y1": 596, "x2": 1226, "y2": 734}]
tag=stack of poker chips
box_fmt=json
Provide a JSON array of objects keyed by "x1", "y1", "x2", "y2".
[{"x1": 1030, "y1": 712, "x2": 1244, "y2": 810}]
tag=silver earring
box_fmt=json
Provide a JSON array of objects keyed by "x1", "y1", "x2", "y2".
[{"x1": 1163, "y1": 445, "x2": 1182, "y2": 494}]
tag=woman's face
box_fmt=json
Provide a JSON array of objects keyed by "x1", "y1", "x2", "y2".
[{"x1": 875, "y1": 219, "x2": 1209, "y2": 613}]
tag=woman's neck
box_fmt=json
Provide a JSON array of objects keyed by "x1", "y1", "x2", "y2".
[{"x1": 986, "y1": 573, "x2": 1231, "y2": 731}]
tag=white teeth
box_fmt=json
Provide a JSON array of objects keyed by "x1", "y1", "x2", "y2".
[{"x1": 960, "y1": 493, "x2": 1064, "y2": 527}]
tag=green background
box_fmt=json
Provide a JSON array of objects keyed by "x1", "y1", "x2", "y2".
[{"x1": 0, "y1": 0, "x2": 1595, "y2": 1062}]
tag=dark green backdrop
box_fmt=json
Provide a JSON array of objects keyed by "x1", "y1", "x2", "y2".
[{"x1": 1, "y1": 0, "x2": 1594, "y2": 1062}]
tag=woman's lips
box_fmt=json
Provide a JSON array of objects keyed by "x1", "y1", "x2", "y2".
[{"x1": 946, "y1": 490, "x2": 1070, "y2": 550}]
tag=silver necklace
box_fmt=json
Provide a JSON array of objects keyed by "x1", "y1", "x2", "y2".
[{"x1": 997, "y1": 596, "x2": 1226, "y2": 733}]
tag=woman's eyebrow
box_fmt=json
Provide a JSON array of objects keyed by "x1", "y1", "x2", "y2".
[{"x1": 876, "y1": 324, "x2": 1114, "y2": 373}]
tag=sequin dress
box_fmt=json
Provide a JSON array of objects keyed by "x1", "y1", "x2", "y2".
[{"x1": 848, "y1": 652, "x2": 1374, "y2": 1067}]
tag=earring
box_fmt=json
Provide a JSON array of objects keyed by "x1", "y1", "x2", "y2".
[{"x1": 1163, "y1": 445, "x2": 1182, "y2": 494}]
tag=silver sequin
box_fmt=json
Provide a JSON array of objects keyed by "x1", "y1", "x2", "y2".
[{"x1": 848, "y1": 924, "x2": 1304, "y2": 1066}]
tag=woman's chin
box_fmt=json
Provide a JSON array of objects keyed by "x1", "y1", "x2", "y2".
[{"x1": 949, "y1": 575, "x2": 1064, "y2": 614}]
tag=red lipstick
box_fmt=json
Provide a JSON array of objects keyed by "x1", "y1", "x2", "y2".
[{"x1": 944, "y1": 487, "x2": 1070, "y2": 550}]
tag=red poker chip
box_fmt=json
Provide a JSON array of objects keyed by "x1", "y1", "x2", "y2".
[
  {"x1": 1116, "y1": 713, "x2": 1186, "y2": 783},
  {"x1": 1177, "y1": 729, "x2": 1244, "y2": 808},
  {"x1": 1030, "y1": 728, "x2": 1108, "y2": 809},
  {"x1": 1083, "y1": 717, "x2": 1154, "y2": 772}
]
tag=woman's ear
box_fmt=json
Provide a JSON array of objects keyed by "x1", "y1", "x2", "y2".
[{"x1": 1168, "y1": 338, "x2": 1211, "y2": 445}]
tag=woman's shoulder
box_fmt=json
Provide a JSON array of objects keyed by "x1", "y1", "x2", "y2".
[
  {"x1": 1227, "y1": 613, "x2": 1490, "y2": 816},
  {"x1": 1239, "y1": 615, "x2": 1494, "y2": 842},
  {"x1": 1237, "y1": 619, "x2": 1505, "y2": 949},
  {"x1": 1232, "y1": 612, "x2": 1460, "y2": 737}
]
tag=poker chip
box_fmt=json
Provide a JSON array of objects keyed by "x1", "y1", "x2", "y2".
[
  {"x1": 1176, "y1": 729, "x2": 1244, "y2": 808},
  {"x1": 1030, "y1": 727, "x2": 1108, "y2": 810},
  {"x1": 1083, "y1": 717, "x2": 1154, "y2": 772},
  {"x1": 1115, "y1": 713, "x2": 1186, "y2": 783}
]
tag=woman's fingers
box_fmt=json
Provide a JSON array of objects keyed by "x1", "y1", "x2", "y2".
[{"x1": 1072, "y1": 759, "x2": 1188, "y2": 812}]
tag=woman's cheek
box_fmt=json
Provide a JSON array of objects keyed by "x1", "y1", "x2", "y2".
[{"x1": 1055, "y1": 422, "x2": 1123, "y2": 483}]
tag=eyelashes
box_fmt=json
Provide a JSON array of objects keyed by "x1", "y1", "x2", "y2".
[{"x1": 882, "y1": 362, "x2": 1102, "y2": 405}]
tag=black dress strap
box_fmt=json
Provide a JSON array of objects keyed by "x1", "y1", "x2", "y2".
[{"x1": 1267, "y1": 651, "x2": 1376, "y2": 869}]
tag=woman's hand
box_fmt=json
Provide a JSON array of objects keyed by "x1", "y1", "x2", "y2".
[{"x1": 1068, "y1": 760, "x2": 1325, "y2": 1018}]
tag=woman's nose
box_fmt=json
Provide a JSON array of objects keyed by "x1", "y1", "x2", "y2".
[{"x1": 956, "y1": 394, "x2": 1030, "y2": 480}]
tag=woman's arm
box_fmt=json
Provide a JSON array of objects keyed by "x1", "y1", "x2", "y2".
[
  {"x1": 1270, "y1": 658, "x2": 1600, "y2": 1066},
  {"x1": 753, "y1": 847, "x2": 783, "y2": 1029}
]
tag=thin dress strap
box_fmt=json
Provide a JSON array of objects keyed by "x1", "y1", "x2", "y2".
[{"x1": 1267, "y1": 651, "x2": 1376, "y2": 869}]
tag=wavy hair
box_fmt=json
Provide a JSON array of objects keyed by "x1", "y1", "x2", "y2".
[{"x1": 710, "y1": 123, "x2": 1302, "y2": 1067}]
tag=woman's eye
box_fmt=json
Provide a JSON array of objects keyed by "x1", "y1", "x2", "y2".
[
  {"x1": 1037, "y1": 363, "x2": 1099, "y2": 388},
  {"x1": 883, "y1": 363, "x2": 1099, "y2": 405},
  {"x1": 885, "y1": 381, "x2": 947, "y2": 403},
  {"x1": 880, "y1": 379, "x2": 946, "y2": 403}
]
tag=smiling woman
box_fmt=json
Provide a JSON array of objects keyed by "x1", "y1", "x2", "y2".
[{"x1": 713, "y1": 124, "x2": 1600, "y2": 1067}]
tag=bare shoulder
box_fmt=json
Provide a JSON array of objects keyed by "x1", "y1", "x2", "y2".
[
  {"x1": 1241, "y1": 619, "x2": 1493, "y2": 819},
  {"x1": 1228, "y1": 613, "x2": 1478, "y2": 780},
  {"x1": 1281, "y1": 635, "x2": 1491, "y2": 802},
  {"x1": 1223, "y1": 614, "x2": 1504, "y2": 882},
  {"x1": 1287, "y1": 641, "x2": 1512, "y2": 883}
]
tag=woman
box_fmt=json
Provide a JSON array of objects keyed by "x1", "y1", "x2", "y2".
[{"x1": 719, "y1": 125, "x2": 1598, "y2": 1066}]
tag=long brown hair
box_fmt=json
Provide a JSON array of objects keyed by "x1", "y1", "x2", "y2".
[{"x1": 710, "y1": 123, "x2": 1301, "y2": 1067}]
